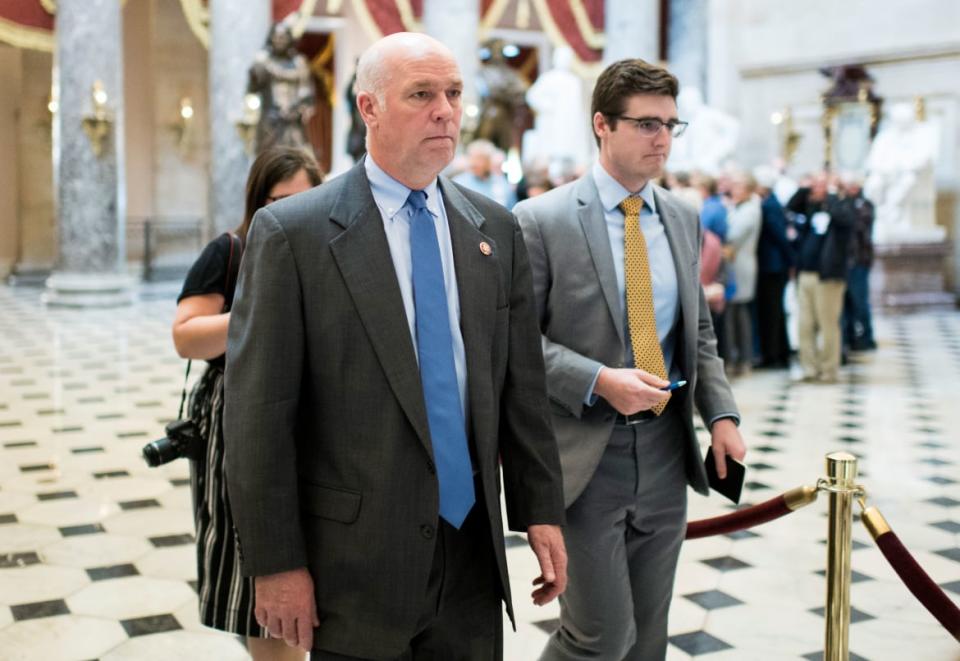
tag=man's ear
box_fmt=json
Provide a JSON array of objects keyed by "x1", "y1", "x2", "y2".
[
  {"x1": 592, "y1": 111, "x2": 608, "y2": 140},
  {"x1": 356, "y1": 92, "x2": 378, "y2": 130}
]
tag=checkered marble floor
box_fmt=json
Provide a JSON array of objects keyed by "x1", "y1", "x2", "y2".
[{"x1": 0, "y1": 283, "x2": 958, "y2": 660}]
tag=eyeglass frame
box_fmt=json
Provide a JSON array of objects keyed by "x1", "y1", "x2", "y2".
[{"x1": 607, "y1": 114, "x2": 689, "y2": 138}]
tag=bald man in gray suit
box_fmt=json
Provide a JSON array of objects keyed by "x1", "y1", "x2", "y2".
[
  {"x1": 224, "y1": 33, "x2": 566, "y2": 660},
  {"x1": 515, "y1": 59, "x2": 747, "y2": 660}
]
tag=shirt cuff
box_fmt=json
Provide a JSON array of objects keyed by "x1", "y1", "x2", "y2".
[
  {"x1": 709, "y1": 413, "x2": 740, "y2": 428},
  {"x1": 583, "y1": 366, "x2": 603, "y2": 406}
]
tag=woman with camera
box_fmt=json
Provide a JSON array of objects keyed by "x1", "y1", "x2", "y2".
[{"x1": 172, "y1": 146, "x2": 322, "y2": 660}]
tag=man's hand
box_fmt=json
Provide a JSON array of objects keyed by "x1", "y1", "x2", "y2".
[
  {"x1": 254, "y1": 567, "x2": 319, "y2": 651},
  {"x1": 710, "y1": 418, "x2": 747, "y2": 479},
  {"x1": 593, "y1": 367, "x2": 670, "y2": 415},
  {"x1": 527, "y1": 524, "x2": 567, "y2": 605}
]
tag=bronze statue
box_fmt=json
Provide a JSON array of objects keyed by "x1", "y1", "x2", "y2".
[
  {"x1": 247, "y1": 18, "x2": 316, "y2": 155},
  {"x1": 474, "y1": 41, "x2": 527, "y2": 152}
]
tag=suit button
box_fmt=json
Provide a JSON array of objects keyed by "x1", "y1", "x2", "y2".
[{"x1": 420, "y1": 524, "x2": 435, "y2": 539}]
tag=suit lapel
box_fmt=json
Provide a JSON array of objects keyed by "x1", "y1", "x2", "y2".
[
  {"x1": 576, "y1": 176, "x2": 625, "y2": 346},
  {"x1": 328, "y1": 164, "x2": 432, "y2": 455},
  {"x1": 439, "y1": 178, "x2": 500, "y2": 452},
  {"x1": 654, "y1": 188, "x2": 696, "y2": 378}
]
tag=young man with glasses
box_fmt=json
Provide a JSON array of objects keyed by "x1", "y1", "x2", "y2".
[{"x1": 515, "y1": 58, "x2": 746, "y2": 660}]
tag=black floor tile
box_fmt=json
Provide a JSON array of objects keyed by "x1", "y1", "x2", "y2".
[
  {"x1": 934, "y1": 547, "x2": 960, "y2": 564},
  {"x1": 930, "y1": 520, "x2": 960, "y2": 535},
  {"x1": 4, "y1": 440, "x2": 36, "y2": 448},
  {"x1": 59, "y1": 523, "x2": 105, "y2": 537},
  {"x1": 37, "y1": 490, "x2": 78, "y2": 501},
  {"x1": 87, "y1": 563, "x2": 140, "y2": 581},
  {"x1": 70, "y1": 446, "x2": 105, "y2": 454},
  {"x1": 669, "y1": 630, "x2": 733, "y2": 655},
  {"x1": 725, "y1": 529, "x2": 759, "y2": 541},
  {"x1": 927, "y1": 497, "x2": 960, "y2": 508},
  {"x1": 118, "y1": 499, "x2": 161, "y2": 511},
  {"x1": 809, "y1": 605, "x2": 875, "y2": 623},
  {"x1": 0, "y1": 551, "x2": 41, "y2": 568},
  {"x1": 20, "y1": 463, "x2": 54, "y2": 472},
  {"x1": 683, "y1": 589, "x2": 743, "y2": 610},
  {"x1": 504, "y1": 534, "x2": 526, "y2": 549},
  {"x1": 11, "y1": 599, "x2": 70, "y2": 621},
  {"x1": 121, "y1": 613, "x2": 182, "y2": 637},
  {"x1": 701, "y1": 555, "x2": 751, "y2": 572},
  {"x1": 149, "y1": 533, "x2": 194, "y2": 547},
  {"x1": 0, "y1": 513, "x2": 17, "y2": 524},
  {"x1": 93, "y1": 470, "x2": 130, "y2": 479}
]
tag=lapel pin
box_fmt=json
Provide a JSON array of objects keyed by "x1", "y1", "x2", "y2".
[{"x1": 479, "y1": 241, "x2": 492, "y2": 256}]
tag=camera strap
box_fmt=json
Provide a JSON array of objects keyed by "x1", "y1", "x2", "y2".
[{"x1": 177, "y1": 360, "x2": 192, "y2": 420}]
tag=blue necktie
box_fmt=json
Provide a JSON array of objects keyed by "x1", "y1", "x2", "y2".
[{"x1": 407, "y1": 189, "x2": 475, "y2": 529}]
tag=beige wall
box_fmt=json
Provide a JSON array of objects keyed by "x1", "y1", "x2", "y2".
[
  {"x1": 149, "y1": 0, "x2": 209, "y2": 221},
  {"x1": 16, "y1": 49, "x2": 55, "y2": 274},
  {"x1": 124, "y1": 0, "x2": 155, "y2": 222},
  {"x1": 0, "y1": 45, "x2": 22, "y2": 277}
]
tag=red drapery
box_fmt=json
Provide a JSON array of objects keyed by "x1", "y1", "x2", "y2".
[
  {"x1": 540, "y1": 0, "x2": 603, "y2": 63},
  {"x1": 0, "y1": 0, "x2": 54, "y2": 31}
]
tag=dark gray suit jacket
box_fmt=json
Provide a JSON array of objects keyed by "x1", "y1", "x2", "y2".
[
  {"x1": 223, "y1": 162, "x2": 564, "y2": 658},
  {"x1": 514, "y1": 174, "x2": 738, "y2": 506}
]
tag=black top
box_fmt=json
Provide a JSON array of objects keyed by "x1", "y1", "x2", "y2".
[
  {"x1": 786, "y1": 188, "x2": 853, "y2": 280},
  {"x1": 178, "y1": 234, "x2": 238, "y2": 367}
]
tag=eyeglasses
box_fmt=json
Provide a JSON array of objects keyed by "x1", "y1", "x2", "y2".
[{"x1": 611, "y1": 115, "x2": 689, "y2": 138}]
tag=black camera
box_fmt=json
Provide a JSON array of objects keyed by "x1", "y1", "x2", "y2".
[{"x1": 142, "y1": 419, "x2": 204, "y2": 467}]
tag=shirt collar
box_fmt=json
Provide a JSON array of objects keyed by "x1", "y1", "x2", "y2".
[
  {"x1": 365, "y1": 155, "x2": 442, "y2": 221},
  {"x1": 591, "y1": 160, "x2": 657, "y2": 216}
]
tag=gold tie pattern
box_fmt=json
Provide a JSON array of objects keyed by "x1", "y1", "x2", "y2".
[{"x1": 620, "y1": 196, "x2": 669, "y2": 416}]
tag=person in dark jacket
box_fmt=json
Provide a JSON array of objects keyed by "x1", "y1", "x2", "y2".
[
  {"x1": 754, "y1": 167, "x2": 795, "y2": 368},
  {"x1": 787, "y1": 173, "x2": 854, "y2": 383},
  {"x1": 840, "y1": 176, "x2": 877, "y2": 351}
]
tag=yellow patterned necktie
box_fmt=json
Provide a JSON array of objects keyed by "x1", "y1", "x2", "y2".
[{"x1": 620, "y1": 196, "x2": 669, "y2": 416}]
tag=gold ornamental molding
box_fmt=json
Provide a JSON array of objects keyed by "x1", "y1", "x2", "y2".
[
  {"x1": 567, "y1": 0, "x2": 604, "y2": 49},
  {"x1": 39, "y1": 0, "x2": 57, "y2": 14},
  {"x1": 0, "y1": 16, "x2": 54, "y2": 52},
  {"x1": 529, "y1": 0, "x2": 603, "y2": 77},
  {"x1": 180, "y1": 0, "x2": 320, "y2": 49}
]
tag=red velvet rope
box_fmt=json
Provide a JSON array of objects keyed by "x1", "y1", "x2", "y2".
[
  {"x1": 685, "y1": 495, "x2": 792, "y2": 540},
  {"x1": 874, "y1": 531, "x2": 960, "y2": 643}
]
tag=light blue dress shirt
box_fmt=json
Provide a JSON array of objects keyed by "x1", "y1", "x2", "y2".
[
  {"x1": 586, "y1": 160, "x2": 681, "y2": 403},
  {"x1": 365, "y1": 156, "x2": 468, "y2": 420}
]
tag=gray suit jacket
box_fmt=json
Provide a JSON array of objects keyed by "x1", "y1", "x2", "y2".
[
  {"x1": 223, "y1": 162, "x2": 564, "y2": 659},
  {"x1": 514, "y1": 174, "x2": 738, "y2": 506}
]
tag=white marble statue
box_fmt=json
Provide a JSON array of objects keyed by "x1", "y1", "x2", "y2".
[
  {"x1": 668, "y1": 87, "x2": 740, "y2": 175},
  {"x1": 522, "y1": 47, "x2": 590, "y2": 169},
  {"x1": 864, "y1": 102, "x2": 943, "y2": 244}
]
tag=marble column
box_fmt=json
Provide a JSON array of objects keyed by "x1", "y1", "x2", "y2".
[
  {"x1": 604, "y1": 0, "x2": 659, "y2": 64},
  {"x1": 45, "y1": 0, "x2": 133, "y2": 307},
  {"x1": 422, "y1": 0, "x2": 480, "y2": 131},
  {"x1": 668, "y1": 0, "x2": 707, "y2": 95},
  {"x1": 208, "y1": 0, "x2": 271, "y2": 234}
]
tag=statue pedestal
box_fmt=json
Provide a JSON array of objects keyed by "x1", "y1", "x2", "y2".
[
  {"x1": 42, "y1": 272, "x2": 136, "y2": 308},
  {"x1": 871, "y1": 240, "x2": 955, "y2": 310}
]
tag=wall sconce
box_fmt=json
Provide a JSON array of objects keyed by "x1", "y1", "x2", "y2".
[
  {"x1": 171, "y1": 96, "x2": 194, "y2": 154},
  {"x1": 771, "y1": 107, "x2": 802, "y2": 165},
  {"x1": 235, "y1": 93, "x2": 261, "y2": 154},
  {"x1": 81, "y1": 80, "x2": 113, "y2": 157}
]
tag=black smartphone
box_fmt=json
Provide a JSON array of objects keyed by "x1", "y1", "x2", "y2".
[{"x1": 704, "y1": 446, "x2": 746, "y2": 504}]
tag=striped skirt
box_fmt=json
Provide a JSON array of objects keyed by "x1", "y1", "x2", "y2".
[{"x1": 188, "y1": 366, "x2": 266, "y2": 637}]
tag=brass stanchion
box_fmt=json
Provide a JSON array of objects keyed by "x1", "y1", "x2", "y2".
[{"x1": 823, "y1": 452, "x2": 858, "y2": 660}]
